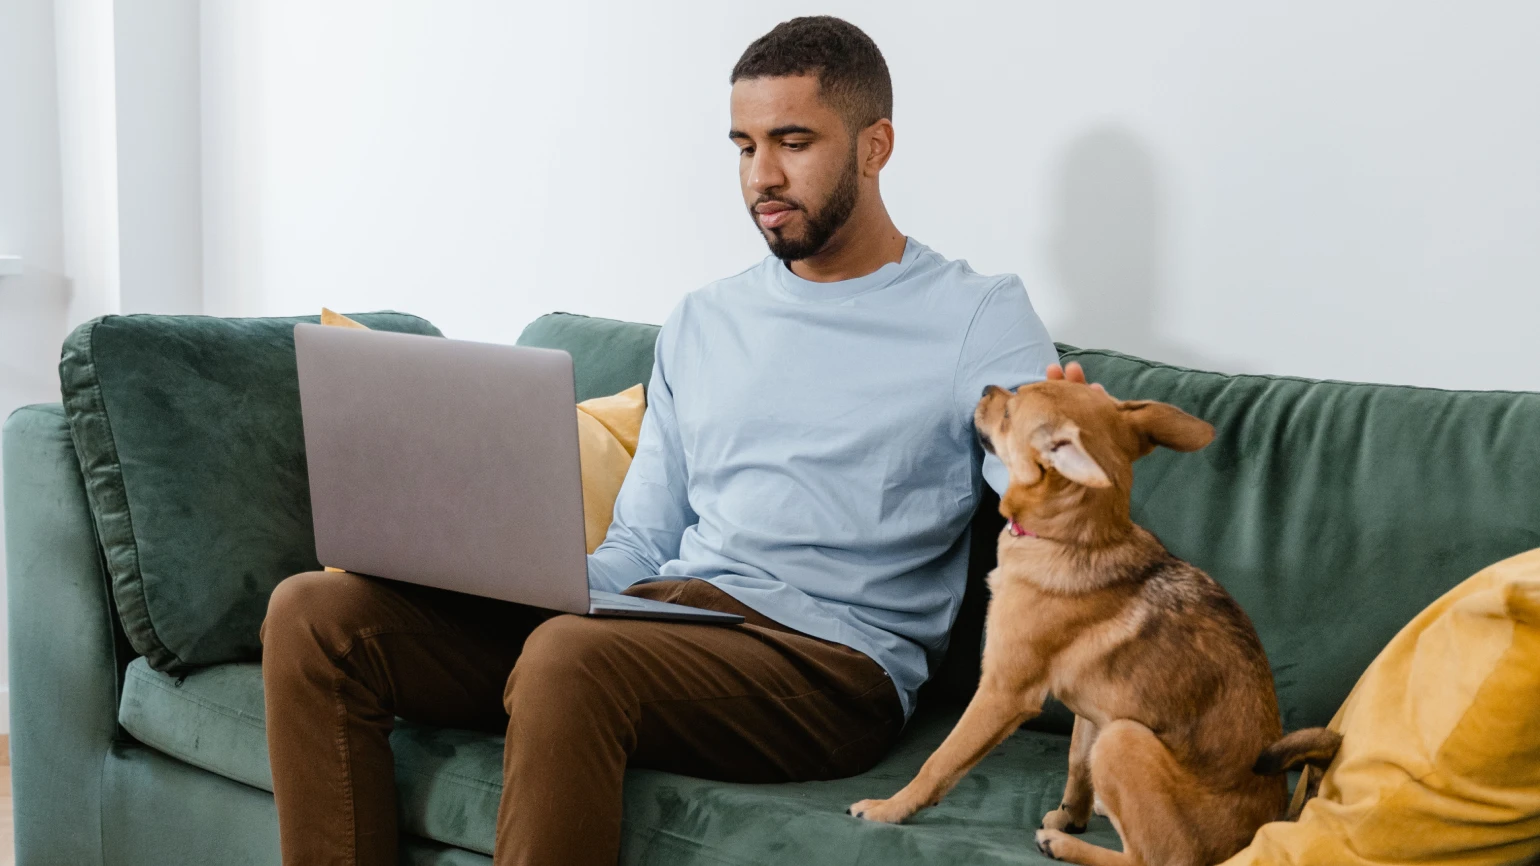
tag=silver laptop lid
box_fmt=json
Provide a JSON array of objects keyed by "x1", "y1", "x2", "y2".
[{"x1": 295, "y1": 324, "x2": 590, "y2": 614}]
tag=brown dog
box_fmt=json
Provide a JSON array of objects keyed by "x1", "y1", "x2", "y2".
[{"x1": 849, "y1": 378, "x2": 1338, "y2": 865}]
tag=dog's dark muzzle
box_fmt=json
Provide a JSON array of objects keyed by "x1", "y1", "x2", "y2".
[
  {"x1": 976, "y1": 427, "x2": 996, "y2": 456},
  {"x1": 975, "y1": 385, "x2": 1009, "y2": 455}
]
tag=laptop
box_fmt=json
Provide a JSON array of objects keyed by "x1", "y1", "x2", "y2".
[{"x1": 293, "y1": 324, "x2": 742, "y2": 625}]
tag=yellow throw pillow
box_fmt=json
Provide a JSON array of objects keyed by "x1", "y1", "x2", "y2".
[
  {"x1": 317, "y1": 310, "x2": 646, "y2": 573},
  {"x1": 320, "y1": 307, "x2": 368, "y2": 329},
  {"x1": 1223, "y1": 548, "x2": 1540, "y2": 866},
  {"x1": 574, "y1": 384, "x2": 645, "y2": 552}
]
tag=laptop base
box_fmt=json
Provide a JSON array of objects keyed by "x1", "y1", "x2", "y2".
[{"x1": 587, "y1": 590, "x2": 744, "y2": 624}]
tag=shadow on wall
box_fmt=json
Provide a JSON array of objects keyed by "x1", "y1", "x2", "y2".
[{"x1": 1048, "y1": 126, "x2": 1241, "y2": 375}]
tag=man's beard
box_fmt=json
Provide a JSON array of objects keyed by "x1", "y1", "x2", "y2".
[{"x1": 752, "y1": 148, "x2": 861, "y2": 263}]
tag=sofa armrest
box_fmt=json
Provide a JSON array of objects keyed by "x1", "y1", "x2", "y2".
[{"x1": 5, "y1": 403, "x2": 129, "y2": 866}]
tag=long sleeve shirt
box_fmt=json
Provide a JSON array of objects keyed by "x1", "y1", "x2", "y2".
[{"x1": 587, "y1": 238, "x2": 1059, "y2": 717}]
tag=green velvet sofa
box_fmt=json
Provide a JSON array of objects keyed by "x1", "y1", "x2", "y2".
[{"x1": 6, "y1": 310, "x2": 1539, "y2": 866}]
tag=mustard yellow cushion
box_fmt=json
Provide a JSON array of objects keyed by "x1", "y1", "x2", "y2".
[
  {"x1": 318, "y1": 310, "x2": 646, "y2": 571},
  {"x1": 574, "y1": 384, "x2": 645, "y2": 552},
  {"x1": 1224, "y1": 548, "x2": 1540, "y2": 866},
  {"x1": 320, "y1": 307, "x2": 368, "y2": 329}
]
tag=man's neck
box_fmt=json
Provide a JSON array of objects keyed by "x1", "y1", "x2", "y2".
[{"x1": 787, "y1": 202, "x2": 906, "y2": 283}]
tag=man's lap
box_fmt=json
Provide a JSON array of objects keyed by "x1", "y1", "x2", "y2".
[{"x1": 267, "y1": 570, "x2": 903, "y2": 778}]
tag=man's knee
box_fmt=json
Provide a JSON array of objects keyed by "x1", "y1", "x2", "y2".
[
  {"x1": 261, "y1": 570, "x2": 374, "y2": 658},
  {"x1": 503, "y1": 616, "x2": 629, "y2": 714}
]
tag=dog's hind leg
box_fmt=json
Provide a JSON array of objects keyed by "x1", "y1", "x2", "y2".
[
  {"x1": 1042, "y1": 715, "x2": 1098, "y2": 834},
  {"x1": 1036, "y1": 719, "x2": 1205, "y2": 866}
]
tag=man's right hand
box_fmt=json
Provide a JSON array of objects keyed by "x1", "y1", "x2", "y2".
[{"x1": 1045, "y1": 361, "x2": 1107, "y2": 395}]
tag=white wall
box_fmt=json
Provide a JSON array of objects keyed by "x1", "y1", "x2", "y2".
[
  {"x1": 200, "y1": 0, "x2": 1540, "y2": 391},
  {"x1": 0, "y1": 0, "x2": 73, "y2": 735},
  {"x1": 114, "y1": 0, "x2": 202, "y2": 315},
  {"x1": 53, "y1": 0, "x2": 203, "y2": 329},
  {"x1": 53, "y1": 0, "x2": 120, "y2": 329}
]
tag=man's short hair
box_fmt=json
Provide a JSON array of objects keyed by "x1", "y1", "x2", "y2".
[{"x1": 730, "y1": 16, "x2": 893, "y2": 131}]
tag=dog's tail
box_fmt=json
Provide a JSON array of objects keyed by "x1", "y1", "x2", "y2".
[{"x1": 1253, "y1": 728, "x2": 1342, "y2": 776}]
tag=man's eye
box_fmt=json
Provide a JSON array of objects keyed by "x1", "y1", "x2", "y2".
[
  {"x1": 784, "y1": 141, "x2": 808, "y2": 151},
  {"x1": 739, "y1": 147, "x2": 755, "y2": 157}
]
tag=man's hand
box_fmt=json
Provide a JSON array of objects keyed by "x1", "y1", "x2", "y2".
[{"x1": 1045, "y1": 361, "x2": 1107, "y2": 395}]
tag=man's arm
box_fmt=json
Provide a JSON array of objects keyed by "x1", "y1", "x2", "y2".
[
  {"x1": 954, "y1": 277, "x2": 1061, "y2": 496},
  {"x1": 586, "y1": 305, "x2": 697, "y2": 593}
]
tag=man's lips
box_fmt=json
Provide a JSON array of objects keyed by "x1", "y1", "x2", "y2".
[{"x1": 755, "y1": 203, "x2": 797, "y2": 229}]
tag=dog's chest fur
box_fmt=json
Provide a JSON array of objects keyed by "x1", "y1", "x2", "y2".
[{"x1": 984, "y1": 533, "x2": 1280, "y2": 773}]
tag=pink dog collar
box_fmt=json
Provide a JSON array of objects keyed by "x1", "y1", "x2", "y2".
[{"x1": 1008, "y1": 521, "x2": 1037, "y2": 538}]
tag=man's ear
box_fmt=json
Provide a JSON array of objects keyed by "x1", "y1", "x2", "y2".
[
  {"x1": 861, "y1": 119, "x2": 895, "y2": 175},
  {"x1": 1118, "y1": 400, "x2": 1214, "y2": 455},
  {"x1": 1030, "y1": 422, "x2": 1112, "y2": 488}
]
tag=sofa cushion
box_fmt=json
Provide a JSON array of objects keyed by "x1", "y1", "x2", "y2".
[
  {"x1": 515, "y1": 312, "x2": 660, "y2": 402},
  {"x1": 575, "y1": 384, "x2": 648, "y2": 552},
  {"x1": 1062, "y1": 348, "x2": 1540, "y2": 729},
  {"x1": 1228, "y1": 548, "x2": 1540, "y2": 866},
  {"x1": 119, "y1": 659, "x2": 272, "y2": 790},
  {"x1": 59, "y1": 312, "x2": 442, "y2": 673},
  {"x1": 118, "y1": 657, "x2": 1115, "y2": 863}
]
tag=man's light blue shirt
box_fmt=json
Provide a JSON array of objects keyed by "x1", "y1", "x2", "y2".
[{"x1": 587, "y1": 239, "x2": 1058, "y2": 717}]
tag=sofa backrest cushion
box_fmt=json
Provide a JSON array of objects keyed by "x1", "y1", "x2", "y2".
[
  {"x1": 516, "y1": 313, "x2": 660, "y2": 402},
  {"x1": 1062, "y1": 347, "x2": 1540, "y2": 729},
  {"x1": 60, "y1": 312, "x2": 442, "y2": 673}
]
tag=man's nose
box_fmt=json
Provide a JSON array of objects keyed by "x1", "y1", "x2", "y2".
[{"x1": 749, "y1": 153, "x2": 785, "y2": 194}]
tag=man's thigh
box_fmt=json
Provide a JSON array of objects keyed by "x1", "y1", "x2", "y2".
[
  {"x1": 264, "y1": 570, "x2": 549, "y2": 732},
  {"x1": 509, "y1": 579, "x2": 904, "y2": 782}
]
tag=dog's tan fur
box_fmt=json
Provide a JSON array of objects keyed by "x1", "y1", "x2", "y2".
[{"x1": 849, "y1": 380, "x2": 1337, "y2": 865}]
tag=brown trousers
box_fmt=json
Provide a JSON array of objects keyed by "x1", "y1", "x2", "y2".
[{"x1": 259, "y1": 571, "x2": 903, "y2": 865}]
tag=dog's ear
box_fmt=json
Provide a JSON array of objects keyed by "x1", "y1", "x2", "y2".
[
  {"x1": 1030, "y1": 422, "x2": 1112, "y2": 488},
  {"x1": 1118, "y1": 400, "x2": 1214, "y2": 455}
]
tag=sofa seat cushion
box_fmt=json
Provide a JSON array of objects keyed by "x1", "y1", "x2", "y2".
[
  {"x1": 120, "y1": 658, "x2": 273, "y2": 791},
  {"x1": 119, "y1": 657, "x2": 1116, "y2": 863},
  {"x1": 60, "y1": 312, "x2": 444, "y2": 673}
]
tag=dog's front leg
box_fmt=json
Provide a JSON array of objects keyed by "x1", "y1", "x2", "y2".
[
  {"x1": 1043, "y1": 715, "x2": 1098, "y2": 833},
  {"x1": 849, "y1": 686, "x2": 1041, "y2": 824}
]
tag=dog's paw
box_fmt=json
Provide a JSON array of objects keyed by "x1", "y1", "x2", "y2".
[
  {"x1": 1035, "y1": 828, "x2": 1070, "y2": 860},
  {"x1": 847, "y1": 798, "x2": 913, "y2": 824},
  {"x1": 1040, "y1": 808, "x2": 1087, "y2": 834}
]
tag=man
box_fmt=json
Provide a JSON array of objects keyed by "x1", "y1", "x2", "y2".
[{"x1": 261, "y1": 15, "x2": 1060, "y2": 865}]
